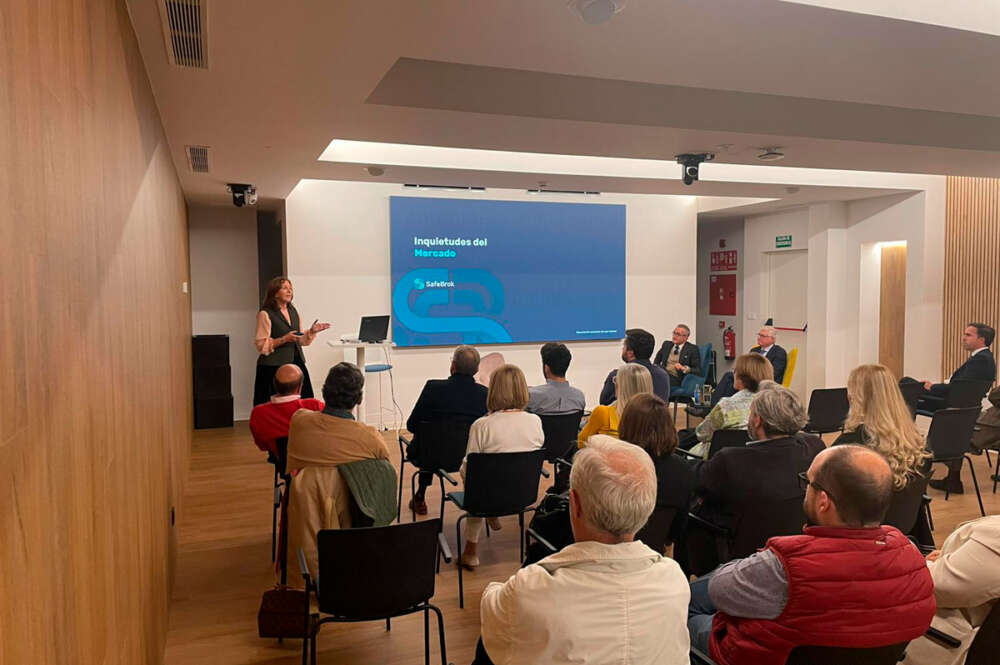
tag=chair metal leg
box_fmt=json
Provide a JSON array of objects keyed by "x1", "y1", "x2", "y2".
[
  {"x1": 456, "y1": 514, "x2": 466, "y2": 608},
  {"x1": 301, "y1": 625, "x2": 308, "y2": 665},
  {"x1": 429, "y1": 603, "x2": 448, "y2": 665},
  {"x1": 518, "y1": 512, "x2": 525, "y2": 562},
  {"x1": 311, "y1": 629, "x2": 317, "y2": 665},
  {"x1": 386, "y1": 617, "x2": 391, "y2": 631},
  {"x1": 437, "y1": 531, "x2": 452, "y2": 565},
  {"x1": 964, "y1": 455, "x2": 986, "y2": 517},
  {"x1": 424, "y1": 606, "x2": 431, "y2": 665},
  {"x1": 272, "y1": 468, "x2": 280, "y2": 562},
  {"x1": 397, "y1": 458, "x2": 405, "y2": 522}
]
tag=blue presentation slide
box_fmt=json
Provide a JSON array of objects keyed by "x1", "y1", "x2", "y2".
[{"x1": 390, "y1": 196, "x2": 625, "y2": 347}]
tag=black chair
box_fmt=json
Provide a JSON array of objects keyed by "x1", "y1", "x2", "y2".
[
  {"x1": 899, "y1": 381, "x2": 924, "y2": 420},
  {"x1": 269, "y1": 436, "x2": 290, "y2": 562},
  {"x1": 882, "y1": 467, "x2": 931, "y2": 538},
  {"x1": 634, "y1": 505, "x2": 679, "y2": 555},
  {"x1": 676, "y1": 429, "x2": 750, "y2": 462},
  {"x1": 690, "y1": 642, "x2": 908, "y2": 665},
  {"x1": 298, "y1": 519, "x2": 449, "y2": 665},
  {"x1": 803, "y1": 388, "x2": 849, "y2": 435},
  {"x1": 917, "y1": 379, "x2": 991, "y2": 417},
  {"x1": 926, "y1": 406, "x2": 986, "y2": 516},
  {"x1": 925, "y1": 600, "x2": 1000, "y2": 665},
  {"x1": 447, "y1": 450, "x2": 545, "y2": 608},
  {"x1": 539, "y1": 411, "x2": 584, "y2": 492},
  {"x1": 398, "y1": 417, "x2": 476, "y2": 521}
]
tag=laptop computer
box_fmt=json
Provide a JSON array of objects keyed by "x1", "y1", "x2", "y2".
[{"x1": 358, "y1": 315, "x2": 390, "y2": 343}]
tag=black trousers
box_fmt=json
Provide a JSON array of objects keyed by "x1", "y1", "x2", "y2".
[
  {"x1": 471, "y1": 638, "x2": 495, "y2": 665},
  {"x1": 710, "y1": 371, "x2": 737, "y2": 407}
]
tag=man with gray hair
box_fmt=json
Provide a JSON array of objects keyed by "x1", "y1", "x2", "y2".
[
  {"x1": 685, "y1": 384, "x2": 825, "y2": 575},
  {"x1": 477, "y1": 436, "x2": 691, "y2": 665},
  {"x1": 709, "y1": 326, "x2": 788, "y2": 406},
  {"x1": 404, "y1": 345, "x2": 487, "y2": 514}
]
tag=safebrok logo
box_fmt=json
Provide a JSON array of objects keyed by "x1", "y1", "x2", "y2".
[{"x1": 413, "y1": 277, "x2": 455, "y2": 290}]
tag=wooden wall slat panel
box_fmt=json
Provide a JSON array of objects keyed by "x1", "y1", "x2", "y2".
[
  {"x1": 879, "y1": 245, "x2": 907, "y2": 379},
  {"x1": 0, "y1": 1, "x2": 191, "y2": 664},
  {"x1": 943, "y1": 177, "x2": 1000, "y2": 384}
]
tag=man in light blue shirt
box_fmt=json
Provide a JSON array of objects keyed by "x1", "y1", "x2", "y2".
[{"x1": 528, "y1": 343, "x2": 587, "y2": 415}]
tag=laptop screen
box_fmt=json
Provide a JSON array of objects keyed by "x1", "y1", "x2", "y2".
[{"x1": 359, "y1": 315, "x2": 390, "y2": 343}]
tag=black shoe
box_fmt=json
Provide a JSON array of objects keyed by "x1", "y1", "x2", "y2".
[
  {"x1": 929, "y1": 478, "x2": 964, "y2": 494},
  {"x1": 408, "y1": 496, "x2": 428, "y2": 515}
]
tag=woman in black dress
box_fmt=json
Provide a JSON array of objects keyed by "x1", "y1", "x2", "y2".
[{"x1": 253, "y1": 276, "x2": 330, "y2": 406}]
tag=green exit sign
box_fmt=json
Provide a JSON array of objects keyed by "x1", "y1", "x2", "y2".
[{"x1": 776, "y1": 235, "x2": 792, "y2": 248}]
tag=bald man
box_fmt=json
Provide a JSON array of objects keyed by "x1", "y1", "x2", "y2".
[
  {"x1": 249, "y1": 363, "x2": 324, "y2": 457},
  {"x1": 688, "y1": 445, "x2": 936, "y2": 665}
]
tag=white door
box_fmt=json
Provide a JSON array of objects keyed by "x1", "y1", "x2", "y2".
[{"x1": 765, "y1": 250, "x2": 808, "y2": 398}]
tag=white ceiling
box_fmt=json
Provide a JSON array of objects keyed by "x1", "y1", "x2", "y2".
[{"x1": 126, "y1": 0, "x2": 1000, "y2": 210}]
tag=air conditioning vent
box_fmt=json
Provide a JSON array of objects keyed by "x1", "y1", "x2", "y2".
[
  {"x1": 185, "y1": 145, "x2": 210, "y2": 173},
  {"x1": 158, "y1": 0, "x2": 209, "y2": 69}
]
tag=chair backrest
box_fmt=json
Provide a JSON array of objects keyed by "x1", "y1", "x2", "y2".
[
  {"x1": 782, "y1": 348, "x2": 799, "y2": 388},
  {"x1": 966, "y1": 598, "x2": 1000, "y2": 665},
  {"x1": 539, "y1": 411, "x2": 584, "y2": 462},
  {"x1": 316, "y1": 518, "x2": 441, "y2": 619},
  {"x1": 463, "y1": 450, "x2": 545, "y2": 516},
  {"x1": 926, "y1": 406, "x2": 983, "y2": 460},
  {"x1": 707, "y1": 429, "x2": 751, "y2": 459},
  {"x1": 634, "y1": 505, "x2": 678, "y2": 554},
  {"x1": 730, "y1": 495, "x2": 806, "y2": 561},
  {"x1": 898, "y1": 382, "x2": 923, "y2": 419},
  {"x1": 411, "y1": 416, "x2": 477, "y2": 472},
  {"x1": 881, "y1": 465, "x2": 931, "y2": 535},
  {"x1": 274, "y1": 436, "x2": 289, "y2": 475},
  {"x1": 697, "y1": 343, "x2": 713, "y2": 380},
  {"x1": 946, "y1": 379, "x2": 993, "y2": 408},
  {"x1": 805, "y1": 388, "x2": 849, "y2": 432},
  {"x1": 786, "y1": 641, "x2": 909, "y2": 665}
]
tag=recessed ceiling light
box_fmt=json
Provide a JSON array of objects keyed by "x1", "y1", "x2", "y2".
[{"x1": 757, "y1": 148, "x2": 785, "y2": 162}]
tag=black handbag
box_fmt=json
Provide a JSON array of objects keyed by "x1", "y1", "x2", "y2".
[
  {"x1": 524, "y1": 493, "x2": 574, "y2": 566},
  {"x1": 257, "y1": 586, "x2": 311, "y2": 638}
]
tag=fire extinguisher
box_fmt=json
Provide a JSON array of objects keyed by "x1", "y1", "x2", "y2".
[{"x1": 723, "y1": 326, "x2": 736, "y2": 360}]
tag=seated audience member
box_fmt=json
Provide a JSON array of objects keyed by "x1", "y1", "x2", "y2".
[
  {"x1": 903, "y1": 515, "x2": 1000, "y2": 665},
  {"x1": 579, "y1": 363, "x2": 652, "y2": 446},
  {"x1": 683, "y1": 354, "x2": 773, "y2": 459},
  {"x1": 405, "y1": 345, "x2": 488, "y2": 515},
  {"x1": 286, "y1": 362, "x2": 390, "y2": 472},
  {"x1": 687, "y1": 445, "x2": 936, "y2": 665},
  {"x1": 527, "y1": 342, "x2": 587, "y2": 415},
  {"x1": 686, "y1": 385, "x2": 824, "y2": 573},
  {"x1": 902, "y1": 323, "x2": 996, "y2": 417},
  {"x1": 600, "y1": 328, "x2": 671, "y2": 405},
  {"x1": 477, "y1": 437, "x2": 691, "y2": 665},
  {"x1": 709, "y1": 327, "x2": 787, "y2": 406},
  {"x1": 834, "y1": 364, "x2": 930, "y2": 490},
  {"x1": 619, "y1": 394, "x2": 694, "y2": 547},
  {"x1": 460, "y1": 364, "x2": 544, "y2": 569},
  {"x1": 654, "y1": 323, "x2": 702, "y2": 388},
  {"x1": 249, "y1": 363, "x2": 324, "y2": 457}
]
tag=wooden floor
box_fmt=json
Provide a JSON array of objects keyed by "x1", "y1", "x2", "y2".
[{"x1": 163, "y1": 421, "x2": 1000, "y2": 665}]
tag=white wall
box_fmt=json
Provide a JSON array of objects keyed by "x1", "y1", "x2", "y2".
[
  {"x1": 696, "y1": 217, "x2": 744, "y2": 377},
  {"x1": 285, "y1": 180, "x2": 698, "y2": 421},
  {"x1": 189, "y1": 205, "x2": 260, "y2": 420}
]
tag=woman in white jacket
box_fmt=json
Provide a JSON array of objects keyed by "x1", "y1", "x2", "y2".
[{"x1": 903, "y1": 515, "x2": 1000, "y2": 665}]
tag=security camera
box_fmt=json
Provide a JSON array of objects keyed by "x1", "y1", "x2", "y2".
[
  {"x1": 675, "y1": 153, "x2": 715, "y2": 186},
  {"x1": 226, "y1": 183, "x2": 257, "y2": 207}
]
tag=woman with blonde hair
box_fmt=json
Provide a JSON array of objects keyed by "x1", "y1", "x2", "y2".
[
  {"x1": 460, "y1": 364, "x2": 544, "y2": 569},
  {"x1": 577, "y1": 363, "x2": 653, "y2": 446},
  {"x1": 834, "y1": 364, "x2": 930, "y2": 490}
]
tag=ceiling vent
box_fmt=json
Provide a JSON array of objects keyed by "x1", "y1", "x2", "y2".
[
  {"x1": 158, "y1": 0, "x2": 209, "y2": 69},
  {"x1": 185, "y1": 145, "x2": 211, "y2": 173}
]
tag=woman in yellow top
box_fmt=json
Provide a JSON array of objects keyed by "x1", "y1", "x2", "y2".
[{"x1": 578, "y1": 363, "x2": 653, "y2": 446}]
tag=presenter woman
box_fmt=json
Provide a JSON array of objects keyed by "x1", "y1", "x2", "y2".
[{"x1": 253, "y1": 276, "x2": 330, "y2": 406}]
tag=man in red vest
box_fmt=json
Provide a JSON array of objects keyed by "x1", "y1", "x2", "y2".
[
  {"x1": 249, "y1": 364, "x2": 324, "y2": 457},
  {"x1": 687, "y1": 444, "x2": 935, "y2": 665}
]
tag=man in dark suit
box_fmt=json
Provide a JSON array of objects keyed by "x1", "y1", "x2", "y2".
[
  {"x1": 654, "y1": 323, "x2": 702, "y2": 388},
  {"x1": 684, "y1": 384, "x2": 825, "y2": 575},
  {"x1": 914, "y1": 323, "x2": 996, "y2": 493},
  {"x1": 406, "y1": 345, "x2": 488, "y2": 514},
  {"x1": 709, "y1": 326, "x2": 788, "y2": 406},
  {"x1": 600, "y1": 328, "x2": 671, "y2": 405}
]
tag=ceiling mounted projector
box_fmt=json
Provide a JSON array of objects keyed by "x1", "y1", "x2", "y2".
[
  {"x1": 757, "y1": 147, "x2": 785, "y2": 162},
  {"x1": 568, "y1": 0, "x2": 625, "y2": 24}
]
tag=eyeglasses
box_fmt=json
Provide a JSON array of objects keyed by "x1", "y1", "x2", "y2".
[{"x1": 797, "y1": 471, "x2": 836, "y2": 503}]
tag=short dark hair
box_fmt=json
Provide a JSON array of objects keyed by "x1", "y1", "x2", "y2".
[
  {"x1": 814, "y1": 445, "x2": 893, "y2": 528},
  {"x1": 452, "y1": 345, "x2": 480, "y2": 376},
  {"x1": 624, "y1": 328, "x2": 655, "y2": 361},
  {"x1": 619, "y1": 393, "x2": 678, "y2": 457},
  {"x1": 540, "y1": 343, "x2": 572, "y2": 377},
  {"x1": 969, "y1": 322, "x2": 996, "y2": 347},
  {"x1": 322, "y1": 362, "x2": 365, "y2": 409}
]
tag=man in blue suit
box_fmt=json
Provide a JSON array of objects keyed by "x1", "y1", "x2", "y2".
[{"x1": 710, "y1": 327, "x2": 787, "y2": 406}]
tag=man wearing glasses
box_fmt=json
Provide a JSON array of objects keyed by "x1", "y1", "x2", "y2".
[
  {"x1": 654, "y1": 323, "x2": 702, "y2": 388},
  {"x1": 687, "y1": 444, "x2": 935, "y2": 665},
  {"x1": 709, "y1": 326, "x2": 787, "y2": 407}
]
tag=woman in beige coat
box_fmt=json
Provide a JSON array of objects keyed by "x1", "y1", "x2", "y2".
[{"x1": 903, "y1": 515, "x2": 1000, "y2": 665}]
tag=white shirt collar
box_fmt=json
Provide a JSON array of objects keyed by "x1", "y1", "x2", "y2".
[
  {"x1": 758, "y1": 344, "x2": 773, "y2": 354},
  {"x1": 971, "y1": 347, "x2": 988, "y2": 357},
  {"x1": 270, "y1": 393, "x2": 302, "y2": 404}
]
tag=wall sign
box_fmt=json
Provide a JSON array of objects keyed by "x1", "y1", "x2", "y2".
[
  {"x1": 710, "y1": 249, "x2": 738, "y2": 272},
  {"x1": 709, "y1": 274, "x2": 737, "y2": 315},
  {"x1": 775, "y1": 234, "x2": 792, "y2": 248}
]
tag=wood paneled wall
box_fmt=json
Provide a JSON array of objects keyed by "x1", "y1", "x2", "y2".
[
  {"x1": 0, "y1": 2, "x2": 191, "y2": 664},
  {"x1": 943, "y1": 177, "x2": 1000, "y2": 382},
  {"x1": 878, "y1": 244, "x2": 906, "y2": 379}
]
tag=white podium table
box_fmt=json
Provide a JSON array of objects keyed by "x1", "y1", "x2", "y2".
[{"x1": 326, "y1": 340, "x2": 394, "y2": 425}]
